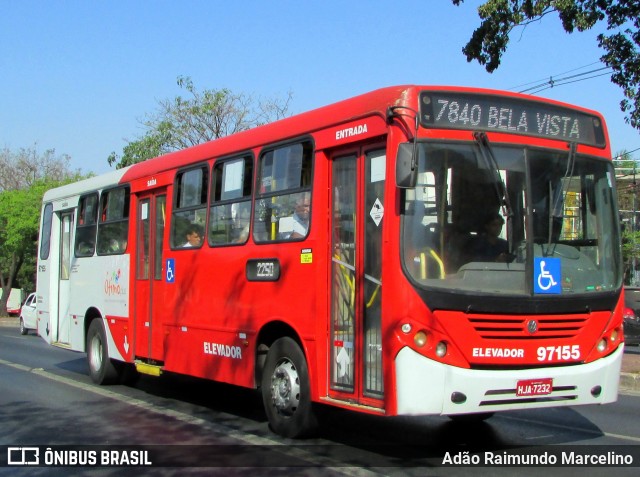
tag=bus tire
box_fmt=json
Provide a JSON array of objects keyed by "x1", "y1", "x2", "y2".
[
  {"x1": 261, "y1": 337, "x2": 317, "y2": 438},
  {"x1": 86, "y1": 319, "x2": 119, "y2": 385}
]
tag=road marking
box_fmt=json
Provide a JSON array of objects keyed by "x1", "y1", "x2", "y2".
[{"x1": 0, "y1": 358, "x2": 385, "y2": 476}]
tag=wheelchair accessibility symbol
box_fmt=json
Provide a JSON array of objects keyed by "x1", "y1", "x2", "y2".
[
  {"x1": 534, "y1": 257, "x2": 561, "y2": 294},
  {"x1": 166, "y1": 258, "x2": 175, "y2": 283}
]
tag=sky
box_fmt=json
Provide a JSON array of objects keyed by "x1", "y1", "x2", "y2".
[{"x1": 1, "y1": 1, "x2": 639, "y2": 175}]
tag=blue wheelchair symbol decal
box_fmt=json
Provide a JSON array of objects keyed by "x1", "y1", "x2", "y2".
[
  {"x1": 534, "y1": 257, "x2": 561, "y2": 294},
  {"x1": 166, "y1": 258, "x2": 175, "y2": 283}
]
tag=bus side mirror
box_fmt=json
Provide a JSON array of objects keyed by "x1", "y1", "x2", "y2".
[{"x1": 396, "y1": 143, "x2": 417, "y2": 188}]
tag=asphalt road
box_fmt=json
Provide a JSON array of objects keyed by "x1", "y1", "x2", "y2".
[{"x1": 1, "y1": 326, "x2": 640, "y2": 476}]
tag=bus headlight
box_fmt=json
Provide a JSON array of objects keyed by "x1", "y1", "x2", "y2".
[
  {"x1": 414, "y1": 331, "x2": 428, "y2": 347},
  {"x1": 610, "y1": 328, "x2": 619, "y2": 342},
  {"x1": 597, "y1": 339, "x2": 607, "y2": 353},
  {"x1": 436, "y1": 341, "x2": 447, "y2": 358},
  {"x1": 401, "y1": 323, "x2": 412, "y2": 334}
]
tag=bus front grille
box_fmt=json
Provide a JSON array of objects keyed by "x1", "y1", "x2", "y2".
[{"x1": 468, "y1": 314, "x2": 588, "y2": 340}]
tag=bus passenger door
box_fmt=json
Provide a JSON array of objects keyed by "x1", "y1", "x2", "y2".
[
  {"x1": 330, "y1": 147, "x2": 385, "y2": 406},
  {"x1": 57, "y1": 211, "x2": 74, "y2": 344},
  {"x1": 133, "y1": 191, "x2": 167, "y2": 362}
]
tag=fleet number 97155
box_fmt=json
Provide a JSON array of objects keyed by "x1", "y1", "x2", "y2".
[{"x1": 537, "y1": 345, "x2": 580, "y2": 362}]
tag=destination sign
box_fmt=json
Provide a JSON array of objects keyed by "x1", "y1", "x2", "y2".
[{"x1": 419, "y1": 91, "x2": 605, "y2": 148}]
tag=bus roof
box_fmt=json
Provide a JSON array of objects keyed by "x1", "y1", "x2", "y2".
[
  {"x1": 119, "y1": 85, "x2": 420, "y2": 184},
  {"x1": 42, "y1": 84, "x2": 608, "y2": 200},
  {"x1": 42, "y1": 166, "x2": 131, "y2": 202},
  {"x1": 119, "y1": 84, "x2": 607, "y2": 184}
]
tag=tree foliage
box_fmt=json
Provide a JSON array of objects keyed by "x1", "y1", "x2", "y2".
[
  {"x1": 108, "y1": 76, "x2": 293, "y2": 169},
  {"x1": 0, "y1": 146, "x2": 83, "y2": 315},
  {"x1": 453, "y1": 0, "x2": 640, "y2": 130},
  {"x1": 0, "y1": 145, "x2": 77, "y2": 192},
  {"x1": 614, "y1": 149, "x2": 640, "y2": 283}
]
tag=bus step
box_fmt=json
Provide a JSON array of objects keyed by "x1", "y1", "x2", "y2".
[
  {"x1": 52, "y1": 342, "x2": 72, "y2": 350},
  {"x1": 135, "y1": 361, "x2": 163, "y2": 377},
  {"x1": 320, "y1": 396, "x2": 386, "y2": 415}
]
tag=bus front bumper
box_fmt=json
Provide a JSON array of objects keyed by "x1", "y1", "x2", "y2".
[{"x1": 394, "y1": 345, "x2": 623, "y2": 416}]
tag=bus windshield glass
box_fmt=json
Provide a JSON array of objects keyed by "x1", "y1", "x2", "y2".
[{"x1": 401, "y1": 141, "x2": 621, "y2": 296}]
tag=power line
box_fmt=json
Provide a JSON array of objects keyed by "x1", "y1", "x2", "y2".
[
  {"x1": 519, "y1": 66, "x2": 612, "y2": 94},
  {"x1": 511, "y1": 63, "x2": 639, "y2": 158},
  {"x1": 526, "y1": 70, "x2": 613, "y2": 94},
  {"x1": 509, "y1": 61, "x2": 603, "y2": 91},
  {"x1": 615, "y1": 147, "x2": 640, "y2": 159}
]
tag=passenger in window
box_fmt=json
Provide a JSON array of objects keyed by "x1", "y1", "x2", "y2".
[
  {"x1": 76, "y1": 242, "x2": 94, "y2": 256},
  {"x1": 289, "y1": 194, "x2": 311, "y2": 239},
  {"x1": 108, "y1": 239, "x2": 121, "y2": 253},
  {"x1": 182, "y1": 224, "x2": 203, "y2": 248},
  {"x1": 108, "y1": 238, "x2": 127, "y2": 253},
  {"x1": 472, "y1": 214, "x2": 510, "y2": 262},
  {"x1": 234, "y1": 222, "x2": 250, "y2": 243}
]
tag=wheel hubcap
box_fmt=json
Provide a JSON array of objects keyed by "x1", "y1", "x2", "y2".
[
  {"x1": 270, "y1": 359, "x2": 300, "y2": 416},
  {"x1": 89, "y1": 335, "x2": 103, "y2": 372}
]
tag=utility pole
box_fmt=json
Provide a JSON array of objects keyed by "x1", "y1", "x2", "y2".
[{"x1": 634, "y1": 161, "x2": 637, "y2": 286}]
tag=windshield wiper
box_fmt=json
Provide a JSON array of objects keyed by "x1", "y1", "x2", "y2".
[
  {"x1": 547, "y1": 142, "x2": 578, "y2": 251},
  {"x1": 473, "y1": 132, "x2": 514, "y2": 256},
  {"x1": 473, "y1": 130, "x2": 514, "y2": 225}
]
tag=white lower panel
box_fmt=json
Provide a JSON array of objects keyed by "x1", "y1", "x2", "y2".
[{"x1": 395, "y1": 345, "x2": 623, "y2": 416}]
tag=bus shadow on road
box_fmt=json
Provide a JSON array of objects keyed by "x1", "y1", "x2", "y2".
[
  {"x1": 308, "y1": 404, "x2": 608, "y2": 466},
  {"x1": 96, "y1": 368, "x2": 610, "y2": 466},
  {"x1": 54, "y1": 357, "x2": 92, "y2": 377},
  {"x1": 39, "y1": 334, "x2": 610, "y2": 466}
]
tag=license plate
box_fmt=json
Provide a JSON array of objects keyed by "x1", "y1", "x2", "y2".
[{"x1": 516, "y1": 378, "x2": 553, "y2": 397}]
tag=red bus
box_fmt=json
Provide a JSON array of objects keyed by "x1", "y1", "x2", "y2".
[{"x1": 36, "y1": 85, "x2": 624, "y2": 437}]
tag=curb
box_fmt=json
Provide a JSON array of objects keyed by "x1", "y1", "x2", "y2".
[
  {"x1": 0, "y1": 318, "x2": 18, "y2": 327},
  {"x1": 2, "y1": 316, "x2": 639, "y2": 392},
  {"x1": 619, "y1": 372, "x2": 640, "y2": 393}
]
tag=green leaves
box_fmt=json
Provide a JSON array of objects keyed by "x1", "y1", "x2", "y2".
[
  {"x1": 0, "y1": 147, "x2": 85, "y2": 312},
  {"x1": 107, "y1": 77, "x2": 293, "y2": 169},
  {"x1": 454, "y1": 0, "x2": 640, "y2": 130}
]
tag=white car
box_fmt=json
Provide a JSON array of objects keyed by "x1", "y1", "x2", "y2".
[{"x1": 19, "y1": 293, "x2": 37, "y2": 335}]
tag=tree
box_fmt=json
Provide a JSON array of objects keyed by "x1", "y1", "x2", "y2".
[
  {"x1": 108, "y1": 76, "x2": 293, "y2": 169},
  {"x1": 0, "y1": 146, "x2": 82, "y2": 315},
  {"x1": 453, "y1": 0, "x2": 640, "y2": 130},
  {"x1": 615, "y1": 149, "x2": 640, "y2": 283},
  {"x1": 0, "y1": 145, "x2": 76, "y2": 192}
]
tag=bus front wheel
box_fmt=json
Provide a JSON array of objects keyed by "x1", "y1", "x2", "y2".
[
  {"x1": 261, "y1": 337, "x2": 317, "y2": 438},
  {"x1": 86, "y1": 319, "x2": 119, "y2": 385}
]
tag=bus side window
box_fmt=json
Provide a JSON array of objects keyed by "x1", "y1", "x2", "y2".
[
  {"x1": 254, "y1": 141, "x2": 313, "y2": 243},
  {"x1": 75, "y1": 193, "x2": 98, "y2": 257},
  {"x1": 96, "y1": 186, "x2": 130, "y2": 255},
  {"x1": 39, "y1": 203, "x2": 54, "y2": 260},
  {"x1": 209, "y1": 155, "x2": 253, "y2": 246},
  {"x1": 171, "y1": 165, "x2": 208, "y2": 249}
]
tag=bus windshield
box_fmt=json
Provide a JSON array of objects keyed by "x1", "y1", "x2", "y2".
[{"x1": 401, "y1": 141, "x2": 622, "y2": 296}]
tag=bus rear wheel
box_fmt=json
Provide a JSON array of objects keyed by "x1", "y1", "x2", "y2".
[
  {"x1": 86, "y1": 319, "x2": 119, "y2": 385},
  {"x1": 261, "y1": 337, "x2": 317, "y2": 438}
]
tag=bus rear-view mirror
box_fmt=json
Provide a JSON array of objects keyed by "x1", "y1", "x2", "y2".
[{"x1": 396, "y1": 142, "x2": 417, "y2": 188}]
